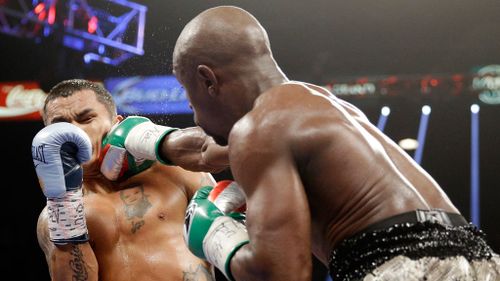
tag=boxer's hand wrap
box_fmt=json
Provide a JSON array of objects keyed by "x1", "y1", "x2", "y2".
[
  {"x1": 32, "y1": 122, "x2": 92, "y2": 244},
  {"x1": 47, "y1": 189, "x2": 87, "y2": 244},
  {"x1": 99, "y1": 116, "x2": 178, "y2": 181},
  {"x1": 184, "y1": 184, "x2": 249, "y2": 281}
]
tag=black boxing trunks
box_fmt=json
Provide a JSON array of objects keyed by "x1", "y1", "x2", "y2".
[{"x1": 328, "y1": 209, "x2": 499, "y2": 281}]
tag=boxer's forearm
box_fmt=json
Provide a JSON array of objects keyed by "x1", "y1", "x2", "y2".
[
  {"x1": 159, "y1": 127, "x2": 229, "y2": 173},
  {"x1": 230, "y1": 244, "x2": 264, "y2": 281},
  {"x1": 49, "y1": 243, "x2": 98, "y2": 281},
  {"x1": 230, "y1": 244, "x2": 311, "y2": 281}
]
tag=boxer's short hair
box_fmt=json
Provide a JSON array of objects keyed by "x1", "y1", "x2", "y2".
[{"x1": 43, "y1": 79, "x2": 117, "y2": 121}]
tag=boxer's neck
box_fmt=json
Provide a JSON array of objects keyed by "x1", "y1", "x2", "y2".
[{"x1": 251, "y1": 55, "x2": 289, "y2": 94}]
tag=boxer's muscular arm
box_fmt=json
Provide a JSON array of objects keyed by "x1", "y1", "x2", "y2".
[
  {"x1": 37, "y1": 208, "x2": 98, "y2": 281},
  {"x1": 159, "y1": 127, "x2": 229, "y2": 173},
  {"x1": 228, "y1": 118, "x2": 312, "y2": 281}
]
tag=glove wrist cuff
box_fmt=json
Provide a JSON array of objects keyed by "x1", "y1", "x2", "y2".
[
  {"x1": 47, "y1": 189, "x2": 88, "y2": 244},
  {"x1": 124, "y1": 122, "x2": 178, "y2": 162},
  {"x1": 154, "y1": 127, "x2": 179, "y2": 165},
  {"x1": 203, "y1": 216, "x2": 249, "y2": 281}
]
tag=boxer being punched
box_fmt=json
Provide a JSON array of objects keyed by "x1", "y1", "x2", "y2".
[
  {"x1": 169, "y1": 6, "x2": 500, "y2": 281},
  {"x1": 33, "y1": 79, "x2": 228, "y2": 281}
]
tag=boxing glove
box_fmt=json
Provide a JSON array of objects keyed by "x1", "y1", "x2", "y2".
[
  {"x1": 32, "y1": 122, "x2": 92, "y2": 244},
  {"x1": 208, "y1": 180, "x2": 246, "y2": 214},
  {"x1": 184, "y1": 184, "x2": 249, "y2": 281},
  {"x1": 99, "y1": 116, "x2": 178, "y2": 181}
]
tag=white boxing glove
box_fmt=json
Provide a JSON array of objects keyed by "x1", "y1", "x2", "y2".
[{"x1": 99, "y1": 116, "x2": 178, "y2": 181}]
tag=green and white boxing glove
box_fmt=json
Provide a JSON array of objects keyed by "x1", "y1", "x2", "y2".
[
  {"x1": 184, "y1": 185, "x2": 249, "y2": 281},
  {"x1": 99, "y1": 116, "x2": 178, "y2": 181}
]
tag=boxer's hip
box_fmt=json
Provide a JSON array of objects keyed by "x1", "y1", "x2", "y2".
[{"x1": 328, "y1": 209, "x2": 496, "y2": 281}]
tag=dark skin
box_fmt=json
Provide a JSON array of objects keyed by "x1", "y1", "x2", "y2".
[
  {"x1": 160, "y1": 126, "x2": 229, "y2": 174},
  {"x1": 172, "y1": 6, "x2": 460, "y2": 281},
  {"x1": 37, "y1": 90, "x2": 217, "y2": 281}
]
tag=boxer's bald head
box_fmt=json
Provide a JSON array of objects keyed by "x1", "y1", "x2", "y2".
[
  {"x1": 173, "y1": 6, "x2": 287, "y2": 145},
  {"x1": 173, "y1": 6, "x2": 273, "y2": 81}
]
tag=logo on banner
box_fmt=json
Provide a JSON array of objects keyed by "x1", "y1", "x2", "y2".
[
  {"x1": 104, "y1": 76, "x2": 191, "y2": 115},
  {"x1": 329, "y1": 82, "x2": 376, "y2": 96},
  {"x1": 0, "y1": 83, "x2": 47, "y2": 120},
  {"x1": 472, "y1": 65, "x2": 500, "y2": 105}
]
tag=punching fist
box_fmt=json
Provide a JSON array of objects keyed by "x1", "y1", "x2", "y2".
[
  {"x1": 32, "y1": 122, "x2": 92, "y2": 244},
  {"x1": 184, "y1": 182, "x2": 249, "y2": 281},
  {"x1": 99, "y1": 116, "x2": 178, "y2": 181}
]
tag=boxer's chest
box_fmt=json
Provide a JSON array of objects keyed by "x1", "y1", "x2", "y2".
[
  {"x1": 111, "y1": 183, "x2": 187, "y2": 236},
  {"x1": 85, "y1": 181, "x2": 188, "y2": 247}
]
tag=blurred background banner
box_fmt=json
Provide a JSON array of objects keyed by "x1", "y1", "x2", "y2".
[
  {"x1": 104, "y1": 75, "x2": 191, "y2": 115},
  {"x1": 0, "y1": 81, "x2": 46, "y2": 121},
  {"x1": 325, "y1": 64, "x2": 500, "y2": 103}
]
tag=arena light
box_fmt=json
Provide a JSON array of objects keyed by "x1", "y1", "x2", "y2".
[
  {"x1": 87, "y1": 15, "x2": 98, "y2": 34},
  {"x1": 381, "y1": 106, "x2": 391, "y2": 116},
  {"x1": 470, "y1": 103, "x2": 480, "y2": 226},
  {"x1": 376, "y1": 106, "x2": 390, "y2": 132},
  {"x1": 398, "y1": 138, "x2": 418, "y2": 151},
  {"x1": 48, "y1": 4, "x2": 56, "y2": 24},
  {"x1": 413, "y1": 105, "x2": 431, "y2": 165},
  {"x1": 0, "y1": 0, "x2": 147, "y2": 66},
  {"x1": 470, "y1": 104, "x2": 480, "y2": 114},
  {"x1": 34, "y1": 3, "x2": 45, "y2": 14},
  {"x1": 421, "y1": 105, "x2": 431, "y2": 115},
  {"x1": 64, "y1": 0, "x2": 147, "y2": 65},
  {"x1": 0, "y1": 0, "x2": 57, "y2": 38}
]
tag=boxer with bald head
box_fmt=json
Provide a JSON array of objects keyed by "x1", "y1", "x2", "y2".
[
  {"x1": 33, "y1": 79, "x2": 227, "y2": 281},
  {"x1": 172, "y1": 6, "x2": 500, "y2": 281}
]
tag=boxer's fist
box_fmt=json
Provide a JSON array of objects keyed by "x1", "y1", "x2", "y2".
[
  {"x1": 32, "y1": 122, "x2": 91, "y2": 197},
  {"x1": 184, "y1": 185, "x2": 249, "y2": 281},
  {"x1": 99, "y1": 116, "x2": 178, "y2": 180},
  {"x1": 32, "y1": 122, "x2": 92, "y2": 244}
]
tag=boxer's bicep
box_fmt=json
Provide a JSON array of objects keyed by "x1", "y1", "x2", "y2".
[
  {"x1": 230, "y1": 140, "x2": 312, "y2": 280},
  {"x1": 37, "y1": 208, "x2": 99, "y2": 280}
]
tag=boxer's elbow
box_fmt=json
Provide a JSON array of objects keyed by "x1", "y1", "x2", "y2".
[{"x1": 231, "y1": 244, "x2": 311, "y2": 281}]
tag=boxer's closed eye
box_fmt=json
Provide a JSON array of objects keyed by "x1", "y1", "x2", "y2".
[{"x1": 75, "y1": 109, "x2": 96, "y2": 123}]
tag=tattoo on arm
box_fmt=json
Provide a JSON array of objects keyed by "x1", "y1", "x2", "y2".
[{"x1": 69, "y1": 245, "x2": 89, "y2": 281}]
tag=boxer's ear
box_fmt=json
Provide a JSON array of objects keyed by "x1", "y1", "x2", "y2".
[
  {"x1": 115, "y1": 115, "x2": 123, "y2": 123},
  {"x1": 197, "y1": 65, "x2": 219, "y2": 98}
]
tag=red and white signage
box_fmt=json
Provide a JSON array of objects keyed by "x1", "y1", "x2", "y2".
[{"x1": 0, "y1": 82, "x2": 47, "y2": 121}]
